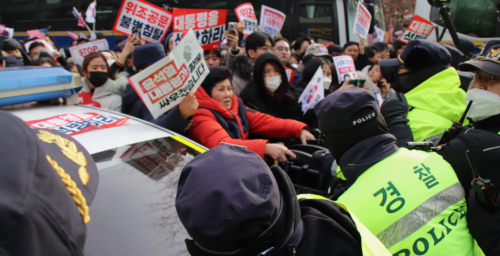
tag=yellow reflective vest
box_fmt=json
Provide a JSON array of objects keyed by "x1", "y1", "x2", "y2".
[
  {"x1": 297, "y1": 194, "x2": 392, "y2": 256},
  {"x1": 336, "y1": 148, "x2": 484, "y2": 256},
  {"x1": 405, "y1": 67, "x2": 467, "y2": 142}
]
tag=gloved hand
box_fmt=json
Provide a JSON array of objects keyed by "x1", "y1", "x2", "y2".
[
  {"x1": 467, "y1": 190, "x2": 500, "y2": 256},
  {"x1": 381, "y1": 92, "x2": 409, "y2": 127}
]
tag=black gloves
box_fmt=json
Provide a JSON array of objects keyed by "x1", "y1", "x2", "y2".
[
  {"x1": 381, "y1": 92, "x2": 409, "y2": 127},
  {"x1": 467, "y1": 190, "x2": 500, "y2": 256}
]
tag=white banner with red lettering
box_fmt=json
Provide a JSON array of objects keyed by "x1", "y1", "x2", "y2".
[
  {"x1": 333, "y1": 55, "x2": 357, "y2": 84},
  {"x1": 352, "y1": 2, "x2": 372, "y2": 39},
  {"x1": 401, "y1": 15, "x2": 435, "y2": 43},
  {"x1": 259, "y1": 5, "x2": 286, "y2": 38},
  {"x1": 69, "y1": 39, "x2": 109, "y2": 66},
  {"x1": 26, "y1": 113, "x2": 129, "y2": 135},
  {"x1": 128, "y1": 30, "x2": 209, "y2": 119},
  {"x1": 235, "y1": 3, "x2": 259, "y2": 36},
  {"x1": 113, "y1": 0, "x2": 173, "y2": 43},
  {"x1": 172, "y1": 8, "x2": 227, "y2": 51}
]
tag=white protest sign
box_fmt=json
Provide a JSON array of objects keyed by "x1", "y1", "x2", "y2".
[
  {"x1": 69, "y1": 39, "x2": 109, "y2": 66},
  {"x1": 128, "y1": 30, "x2": 209, "y2": 119},
  {"x1": 113, "y1": 0, "x2": 173, "y2": 43},
  {"x1": 235, "y1": 3, "x2": 259, "y2": 36},
  {"x1": 298, "y1": 67, "x2": 324, "y2": 114},
  {"x1": 259, "y1": 5, "x2": 286, "y2": 38},
  {"x1": 333, "y1": 55, "x2": 357, "y2": 84},
  {"x1": 401, "y1": 15, "x2": 435, "y2": 43},
  {"x1": 352, "y1": 2, "x2": 372, "y2": 39}
]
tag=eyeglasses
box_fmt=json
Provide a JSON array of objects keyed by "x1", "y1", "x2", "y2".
[
  {"x1": 276, "y1": 46, "x2": 290, "y2": 52},
  {"x1": 258, "y1": 45, "x2": 275, "y2": 52}
]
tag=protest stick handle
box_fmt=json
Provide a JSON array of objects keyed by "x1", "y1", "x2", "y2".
[{"x1": 92, "y1": 0, "x2": 96, "y2": 37}]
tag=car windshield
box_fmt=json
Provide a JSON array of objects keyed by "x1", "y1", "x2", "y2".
[{"x1": 84, "y1": 136, "x2": 202, "y2": 255}]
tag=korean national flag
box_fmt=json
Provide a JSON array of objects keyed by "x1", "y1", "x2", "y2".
[{"x1": 85, "y1": 2, "x2": 96, "y2": 23}]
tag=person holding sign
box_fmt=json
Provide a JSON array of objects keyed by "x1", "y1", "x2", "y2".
[
  {"x1": 189, "y1": 67, "x2": 314, "y2": 162},
  {"x1": 226, "y1": 31, "x2": 275, "y2": 95},
  {"x1": 121, "y1": 43, "x2": 199, "y2": 135},
  {"x1": 240, "y1": 53, "x2": 303, "y2": 122}
]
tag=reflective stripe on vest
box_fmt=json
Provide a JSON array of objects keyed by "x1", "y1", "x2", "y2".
[
  {"x1": 297, "y1": 194, "x2": 392, "y2": 256},
  {"x1": 336, "y1": 148, "x2": 483, "y2": 256}
]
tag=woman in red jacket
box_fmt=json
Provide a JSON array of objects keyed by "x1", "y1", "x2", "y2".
[{"x1": 189, "y1": 67, "x2": 314, "y2": 162}]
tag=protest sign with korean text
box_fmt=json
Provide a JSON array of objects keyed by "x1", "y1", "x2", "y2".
[
  {"x1": 333, "y1": 55, "x2": 357, "y2": 84},
  {"x1": 26, "y1": 112, "x2": 129, "y2": 135},
  {"x1": 128, "y1": 30, "x2": 209, "y2": 119},
  {"x1": 401, "y1": 15, "x2": 434, "y2": 43},
  {"x1": 298, "y1": 67, "x2": 324, "y2": 114},
  {"x1": 235, "y1": 3, "x2": 259, "y2": 36},
  {"x1": 172, "y1": 8, "x2": 227, "y2": 50},
  {"x1": 69, "y1": 39, "x2": 109, "y2": 66},
  {"x1": 352, "y1": 2, "x2": 372, "y2": 39},
  {"x1": 259, "y1": 5, "x2": 286, "y2": 38},
  {"x1": 113, "y1": 0, "x2": 172, "y2": 43}
]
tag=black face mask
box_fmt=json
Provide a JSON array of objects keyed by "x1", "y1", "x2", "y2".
[
  {"x1": 393, "y1": 65, "x2": 447, "y2": 94},
  {"x1": 88, "y1": 71, "x2": 108, "y2": 87}
]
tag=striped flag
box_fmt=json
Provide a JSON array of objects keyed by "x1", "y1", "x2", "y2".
[
  {"x1": 72, "y1": 8, "x2": 86, "y2": 28},
  {"x1": 27, "y1": 29, "x2": 46, "y2": 39},
  {"x1": 67, "y1": 31, "x2": 79, "y2": 40}
]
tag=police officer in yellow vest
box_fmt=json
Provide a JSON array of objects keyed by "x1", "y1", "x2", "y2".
[
  {"x1": 436, "y1": 40, "x2": 500, "y2": 255},
  {"x1": 314, "y1": 88, "x2": 483, "y2": 255},
  {"x1": 175, "y1": 144, "x2": 392, "y2": 256},
  {"x1": 379, "y1": 40, "x2": 467, "y2": 146}
]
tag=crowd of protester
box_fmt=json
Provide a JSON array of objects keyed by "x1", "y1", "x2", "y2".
[{"x1": 2, "y1": 17, "x2": 500, "y2": 256}]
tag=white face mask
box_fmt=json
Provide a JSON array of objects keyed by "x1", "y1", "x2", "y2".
[
  {"x1": 107, "y1": 59, "x2": 116, "y2": 67},
  {"x1": 291, "y1": 64, "x2": 298, "y2": 69},
  {"x1": 324, "y1": 77, "x2": 332, "y2": 90},
  {"x1": 265, "y1": 75, "x2": 282, "y2": 92},
  {"x1": 466, "y1": 88, "x2": 500, "y2": 122}
]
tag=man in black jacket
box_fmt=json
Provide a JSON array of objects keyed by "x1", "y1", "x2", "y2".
[
  {"x1": 434, "y1": 40, "x2": 500, "y2": 256},
  {"x1": 175, "y1": 144, "x2": 391, "y2": 256}
]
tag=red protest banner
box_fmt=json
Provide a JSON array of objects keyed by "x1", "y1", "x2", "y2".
[
  {"x1": 26, "y1": 113, "x2": 129, "y2": 135},
  {"x1": 401, "y1": 15, "x2": 435, "y2": 43},
  {"x1": 235, "y1": 3, "x2": 259, "y2": 36},
  {"x1": 113, "y1": 0, "x2": 172, "y2": 43},
  {"x1": 172, "y1": 8, "x2": 227, "y2": 51}
]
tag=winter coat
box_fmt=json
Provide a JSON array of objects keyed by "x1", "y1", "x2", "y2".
[
  {"x1": 360, "y1": 65, "x2": 395, "y2": 100},
  {"x1": 120, "y1": 84, "x2": 190, "y2": 134},
  {"x1": 226, "y1": 47, "x2": 253, "y2": 96},
  {"x1": 188, "y1": 87, "x2": 308, "y2": 157},
  {"x1": 240, "y1": 53, "x2": 303, "y2": 121},
  {"x1": 80, "y1": 72, "x2": 129, "y2": 112}
]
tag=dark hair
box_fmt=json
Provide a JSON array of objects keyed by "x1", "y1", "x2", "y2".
[
  {"x1": 204, "y1": 48, "x2": 221, "y2": 58},
  {"x1": 290, "y1": 53, "x2": 300, "y2": 62},
  {"x1": 258, "y1": 57, "x2": 290, "y2": 102},
  {"x1": 245, "y1": 32, "x2": 275, "y2": 56},
  {"x1": 275, "y1": 38, "x2": 289, "y2": 45},
  {"x1": 369, "y1": 64, "x2": 396, "y2": 83},
  {"x1": 343, "y1": 42, "x2": 359, "y2": 52},
  {"x1": 65, "y1": 63, "x2": 83, "y2": 76},
  {"x1": 96, "y1": 33, "x2": 105, "y2": 39},
  {"x1": 393, "y1": 40, "x2": 405, "y2": 50},
  {"x1": 82, "y1": 52, "x2": 115, "y2": 79},
  {"x1": 373, "y1": 42, "x2": 388, "y2": 52},
  {"x1": 293, "y1": 37, "x2": 312, "y2": 51},
  {"x1": 115, "y1": 36, "x2": 126, "y2": 45},
  {"x1": 37, "y1": 57, "x2": 57, "y2": 67},
  {"x1": 29, "y1": 42, "x2": 45, "y2": 53},
  {"x1": 365, "y1": 45, "x2": 380, "y2": 59},
  {"x1": 201, "y1": 67, "x2": 233, "y2": 97}
]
